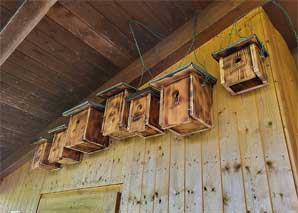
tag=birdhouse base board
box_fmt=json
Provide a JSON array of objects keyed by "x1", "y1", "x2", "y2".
[
  {"x1": 166, "y1": 119, "x2": 211, "y2": 136},
  {"x1": 66, "y1": 140, "x2": 107, "y2": 154},
  {"x1": 225, "y1": 77, "x2": 268, "y2": 95},
  {"x1": 56, "y1": 147, "x2": 82, "y2": 164}
]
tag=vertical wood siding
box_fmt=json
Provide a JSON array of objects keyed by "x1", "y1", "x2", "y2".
[{"x1": 1, "y1": 8, "x2": 297, "y2": 213}]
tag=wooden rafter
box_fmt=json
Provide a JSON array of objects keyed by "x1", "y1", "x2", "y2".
[{"x1": 0, "y1": 0, "x2": 57, "y2": 66}]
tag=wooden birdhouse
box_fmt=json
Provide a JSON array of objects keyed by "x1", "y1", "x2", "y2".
[
  {"x1": 97, "y1": 82, "x2": 137, "y2": 140},
  {"x1": 31, "y1": 138, "x2": 61, "y2": 170},
  {"x1": 48, "y1": 124, "x2": 81, "y2": 165},
  {"x1": 212, "y1": 34, "x2": 268, "y2": 95},
  {"x1": 150, "y1": 63, "x2": 217, "y2": 136},
  {"x1": 63, "y1": 101, "x2": 109, "y2": 154},
  {"x1": 126, "y1": 87, "x2": 164, "y2": 138}
]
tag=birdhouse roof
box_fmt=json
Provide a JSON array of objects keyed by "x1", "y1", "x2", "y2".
[
  {"x1": 125, "y1": 87, "x2": 160, "y2": 101},
  {"x1": 212, "y1": 34, "x2": 268, "y2": 61},
  {"x1": 62, "y1": 100, "x2": 105, "y2": 117},
  {"x1": 48, "y1": 124, "x2": 67, "y2": 134},
  {"x1": 96, "y1": 82, "x2": 138, "y2": 99},
  {"x1": 32, "y1": 138, "x2": 49, "y2": 145},
  {"x1": 149, "y1": 62, "x2": 217, "y2": 89}
]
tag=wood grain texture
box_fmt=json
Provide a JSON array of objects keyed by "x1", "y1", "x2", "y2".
[
  {"x1": 1, "y1": 8, "x2": 297, "y2": 213},
  {"x1": 0, "y1": 0, "x2": 262, "y2": 176},
  {"x1": 48, "y1": 130, "x2": 81, "y2": 165}
]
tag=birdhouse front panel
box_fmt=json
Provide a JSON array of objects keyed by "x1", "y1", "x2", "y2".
[
  {"x1": 150, "y1": 63, "x2": 217, "y2": 136},
  {"x1": 48, "y1": 127, "x2": 81, "y2": 165},
  {"x1": 102, "y1": 91, "x2": 127, "y2": 138},
  {"x1": 98, "y1": 82, "x2": 137, "y2": 140},
  {"x1": 128, "y1": 95, "x2": 148, "y2": 133},
  {"x1": 31, "y1": 140, "x2": 60, "y2": 170},
  {"x1": 161, "y1": 77, "x2": 190, "y2": 128},
  {"x1": 64, "y1": 101, "x2": 109, "y2": 153},
  {"x1": 213, "y1": 34, "x2": 268, "y2": 95},
  {"x1": 127, "y1": 88, "x2": 163, "y2": 138}
]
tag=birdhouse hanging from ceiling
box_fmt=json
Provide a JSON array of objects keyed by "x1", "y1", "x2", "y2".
[
  {"x1": 150, "y1": 62, "x2": 217, "y2": 136},
  {"x1": 97, "y1": 82, "x2": 138, "y2": 140},
  {"x1": 48, "y1": 124, "x2": 82, "y2": 165},
  {"x1": 212, "y1": 34, "x2": 269, "y2": 95},
  {"x1": 126, "y1": 87, "x2": 164, "y2": 138},
  {"x1": 63, "y1": 101, "x2": 109, "y2": 154}
]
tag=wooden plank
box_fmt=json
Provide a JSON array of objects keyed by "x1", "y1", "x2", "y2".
[
  {"x1": 119, "y1": 138, "x2": 136, "y2": 212},
  {"x1": 215, "y1": 32, "x2": 247, "y2": 212},
  {"x1": 25, "y1": 27, "x2": 109, "y2": 84},
  {"x1": 59, "y1": 1, "x2": 135, "y2": 57},
  {"x1": 110, "y1": 141, "x2": 125, "y2": 184},
  {"x1": 115, "y1": 1, "x2": 169, "y2": 36},
  {"x1": 153, "y1": 133, "x2": 171, "y2": 213},
  {"x1": 127, "y1": 138, "x2": 146, "y2": 212},
  {"x1": 35, "y1": 16, "x2": 118, "y2": 76},
  {"x1": 140, "y1": 137, "x2": 158, "y2": 212},
  {"x1": 169, "y1": 133, "x2": 185, "y2": 212},
  {"x1": 37, "y1": 185, "x2": 121, "y2": 212},
  {"x1": 185, "y1": 134, "x2": 203, "y2": 212},
  {"x1": 17, "y1": 40, "x2": 94, "y2": 92},
  {"x1": 0, "y1": 0, "x2": 57, "y2": 66},
  {"x1": 88, "y1": 1, "x2": 157, "y2": 52},
  {"x1": 145, "y1": 1, "x2": 187, "y2": 33},
  {"x1": 260, "y1": 10, "x2": 298, "y2": 192},
  {"x1": 255, "y1": 11, "x2": 298, "y2": 211},
  {"x1": 47, "y1": 2, "x2": 133, "y2": 68}
]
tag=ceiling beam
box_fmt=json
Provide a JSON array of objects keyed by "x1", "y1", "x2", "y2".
[
  {"x1": 0, "y1": 0, "x2": 265, "y2": 178},
  {"x1": 0, "y1": 0, "x2": 57, "y2": 66}
]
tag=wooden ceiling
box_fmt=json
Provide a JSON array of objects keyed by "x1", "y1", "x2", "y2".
[{"x1": 0, "y1": 1, "x2": 213, "y2": 164}]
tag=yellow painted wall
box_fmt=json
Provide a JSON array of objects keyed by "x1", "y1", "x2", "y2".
[{"x1": 1, "y1": 8, "x2": 297, "y2": 213}]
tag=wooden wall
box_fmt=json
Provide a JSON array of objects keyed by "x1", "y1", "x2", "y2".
[{"x1": 1, "y1": 8, "x2": 297, "y2": 213}]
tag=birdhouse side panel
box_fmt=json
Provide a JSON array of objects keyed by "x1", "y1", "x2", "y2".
[
  {"x1": 250, "y1": 43, "x2": 268, "y2": 83},
  {"x1": 190, "y1": 73, "x2": 213, "y2": 127},
  {"x1": 84, "y1": 107, "x2": 108, "y2": 147},
  {"x1": 119, "y1": 89, "x2": 132, "y2": 129},
  {"x1": 148, "y1": 94, "x2": 161, "y2": 129}
]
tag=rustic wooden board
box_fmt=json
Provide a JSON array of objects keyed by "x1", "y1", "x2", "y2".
[
  {"x1": 37, "y1": 185, "x2": 121, "y2": 212},
  {"x1": 1, "y1": 8, "x2": 298, "y2": 213}
]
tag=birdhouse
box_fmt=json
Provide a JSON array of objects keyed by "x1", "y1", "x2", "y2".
[
  {"x1": 48, "y1": 124, "x2": 82, "y2": 165},
  {"x1": 97, "y1": 82, "x2": 137, "y2": 140},
  {"x1": 150, "y1": 63, "x2": 217, "y2": 136},
  {"x1": 63, "y1": 101, "x2": 109, "y2": 154},
  {"x1": 31, "y1": 138, "x2": 61, "y2": 170},
  {"x1": 126, "y1": 87, "x2": 164, "y2": 138},
  {"x1": 212, "y1": 34, "x2": 268, "y2": 95}
]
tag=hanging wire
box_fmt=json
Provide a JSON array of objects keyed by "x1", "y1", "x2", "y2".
[
  {"x1": 264, "y1": 0, "x2": 298, "y2": 40},
  {"x1": 128, "y1": 20, "x2": 165, "y2": 87},
  {"x1": 181, "y1": 11, "x2": 206, "y2": 69}
]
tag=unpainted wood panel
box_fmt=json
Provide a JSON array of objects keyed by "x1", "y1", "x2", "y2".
[
  {"x1": 37, "y1": 186, "x2": 120, "y2": 213},
  {"x1": 88, "y1": 1, "x2": 158, "y2": 52},
  {"x1": 1, "y1": 8, "x2": 298, "y2": 213},
  {"x1": 47, "y1": 2, "x2": 134, "y2": 69}
]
